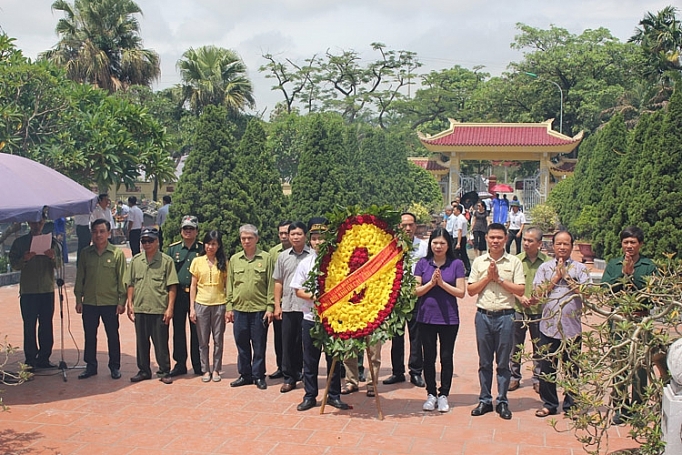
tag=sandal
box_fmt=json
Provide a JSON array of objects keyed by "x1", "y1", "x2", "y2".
[
  {"x1": 535, "y1": 407, "x2": 557, "y2": 418},
  {"x1": 341, "y1": 384, "x2": 358, "y2": 395},
  {"x1": 366, "y1": 388, "x2": 376, "y2": 397},
  {"x1": 201, "y1": 372, "x2": 211, "y2": 383}
]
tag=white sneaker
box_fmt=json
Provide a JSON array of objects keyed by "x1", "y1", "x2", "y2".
[
  {"x1": 437, "y1": 395, "x2": 449, "y2": 412},
  {"x1": 423, "y1": 394, "x2": 437, "y2": 411}
]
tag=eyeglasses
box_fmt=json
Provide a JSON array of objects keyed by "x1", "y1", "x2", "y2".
[
  {"x1": 140, "y1": 238, "x2": 156, "y2": 244},
  {"x1": 182, "y1": 226, "x2": 196, "y2": 231}
]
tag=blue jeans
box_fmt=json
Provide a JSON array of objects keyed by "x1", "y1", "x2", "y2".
[
  {"x1": 302, "y1": 319, "x2": 341, "y2": 400},
  {"x1": 233, "y1": 310, "x2": 267, "y2": 380},
  {"x1": 475, "y1": 309, "x2": 514, "y2": 405}
]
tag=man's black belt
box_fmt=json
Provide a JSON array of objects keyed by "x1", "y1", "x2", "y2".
[{"x1": 477, "y1": 308, "x2": 515, "y2": 317}]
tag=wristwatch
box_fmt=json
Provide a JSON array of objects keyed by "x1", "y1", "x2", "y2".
[{"x1": 498, "y1": 277, "x2": 505, "y2": 284}]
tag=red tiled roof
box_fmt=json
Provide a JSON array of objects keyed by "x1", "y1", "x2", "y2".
[
  {"x1": 420, "y1": 122, "x2": 580, "y2": 147},
  {"x1": 409, "y1": 158, "x2": 448, "y2": 171}
]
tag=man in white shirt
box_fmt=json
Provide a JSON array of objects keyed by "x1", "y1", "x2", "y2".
[
  {"x1": 505, "y1": 201, "x2": 526, "y2": 255},
  {"x1": 90, "y1": 194, "x2": 114, "y2": 240},
  {"x1": 127, "y1": 196, "x2": 144, "y2": 256},
  {"x1": 453, "y1": 204, "x2": 471, "y2": 275},
  {"x1": 444, "y1": 206, "x2": 456, "y2": 239}
]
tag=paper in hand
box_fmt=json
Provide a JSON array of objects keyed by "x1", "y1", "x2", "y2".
[{"x1": 30, "y1": 234, "x2": 52, "y2": 255}]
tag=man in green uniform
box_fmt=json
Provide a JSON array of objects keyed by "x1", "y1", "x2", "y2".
[
  {"x1": 509, "y1": 227, "x2": 550, "y2": 393},
  {"x1": 126, "y1": 228, "x2": 179, "y2": 384},
  {"x1": 226, "y1": 224, "x2": 274, "y2": 390},
  {"x1": 9, "y1": 216, "x2": 60, "y2": 370},
  {"x1": 267, "y1": 220, "x2": 292, "y2": 379},
  {"x1": 166, "y1": 215, "x2": 203, "y2": 376},
  {"x1": 601, "y1": 226, "x2": 658, "y2": 424},
  {"x1": 74, "y1": 219, "x2": 127, "y2": 379}
]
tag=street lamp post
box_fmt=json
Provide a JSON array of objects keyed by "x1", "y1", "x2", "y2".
[{"x1": 524, "y1": 72, "x2": 563, "y2": 134}]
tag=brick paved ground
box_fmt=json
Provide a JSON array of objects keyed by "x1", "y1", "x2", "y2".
[{"x1": 0, "y1": 247, "x2": 637, "y2": 455}]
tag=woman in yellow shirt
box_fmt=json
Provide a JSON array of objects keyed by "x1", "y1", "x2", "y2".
[{"x1": 189, "y1": 230, "x2": 228, "y2": 382}]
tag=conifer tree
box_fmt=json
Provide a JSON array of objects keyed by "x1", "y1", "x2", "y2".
[
  {"x1": 235, "y1": 119, "x2": 286, "y2": 249},
  {"x1": 289, "y1": 114, "x2": 352, "y2": 221},
  {"x1": 166, "y1": 105, "x2": 259, "y2": 255}
]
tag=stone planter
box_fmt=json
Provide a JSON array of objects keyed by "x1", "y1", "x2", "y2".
[
  {"x1": 0, "y1": 271, "x2": 20, "y2": 287},
  {"x1": 576, "y1": 242, "x2": 596, "y2": 264}
]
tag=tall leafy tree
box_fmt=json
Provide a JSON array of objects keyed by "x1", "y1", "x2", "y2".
[
  {"x1": 177, "y1": 45, "x2": 255, "y2": 115},
  {"x1": 234, "y1": 119, "x2": 286, "y2": 248},
  {"x1": 41, "y1": 0, "x2": 160, "y2": 92},
  {"x1": 630, "y1": 6, "x2": 682, "y2": 77},
  {"x1": 165, "y1": 105, "x2": 259, "y2": 255}
]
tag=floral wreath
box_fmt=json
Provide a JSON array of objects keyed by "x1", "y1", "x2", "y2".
[{"x1": 307, "y1": 205, "x2": 417, "y2": 360}]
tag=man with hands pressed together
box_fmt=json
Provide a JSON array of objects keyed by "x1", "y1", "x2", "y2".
[
  {"x1": 126, "y1": 228, "x2": 179, "y2": 384},
  {"x1": 601, "y1": 226, "x2": 657, "y2": 424},
  {"x1": 467, "y1": 223, "x2": 525, "y2": 420},
  {"x1": 74, "y1": 219, "x2": 127, "y2": 380}
]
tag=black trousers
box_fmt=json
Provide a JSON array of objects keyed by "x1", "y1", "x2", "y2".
[
  {"x1": 389, "y1": 315, "x2": 423, "y2": 376},
  {"x1": 134, "y1": 313, "x2": 170, "y2": 377},
  {"x1": 272, "y1": 318, "x2": 283, "y2": 370},
  {"x1": 302, "y1": 319, "x2": 342, "y2": 400},
  {"x1": 539, "y1": 333, "x2": 581, "y2": 413},
  {"x1": 82, "y1": 304, "x2": 121, "y2": 372},
  {"x1": 172, "y1": 289, "x2": 201, "y2": 374},
  {"x1": 281, "y1": 311, "x2": 303, "y2": 385},
  {"x1": 20, "y1": 292, "x2": 55, "y2": 366},
  {"x1": 506, "y1": 230, "x2": 521, "y2": 254},
  {"x1": 76, "y1": 224, "x2": 91, "y2": 263},
  {"x1": 129, "y1": 228, "x2": 141, "y2": 256},
  {"x1": 420, "y1": 323, "x2": 459, "y2": 397},
  {"x1": 454, "y1": 244, "x2": 471, "y2": 273}
]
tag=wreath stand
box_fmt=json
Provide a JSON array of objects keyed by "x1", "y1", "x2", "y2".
[{"x1": 319, "y1": 340, "x2": 384, "y2": 420}]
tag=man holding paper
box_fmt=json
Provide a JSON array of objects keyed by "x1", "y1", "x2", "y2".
[{"x1": 9, "y1": 217, "x2": 60, "y2": 370}]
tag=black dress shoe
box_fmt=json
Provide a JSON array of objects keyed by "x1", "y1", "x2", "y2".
[
  {"x1": 169, "y1": 367, "x2": 187, "y2": 377},
  {"x1": 268, "y1": 369, "x2": 283, "y2": 379},
  {"x1": 496, "y1": 402, "x2": 512, "y2": 420},
  {"x1": 36, "y1": 361, "x2": 57, "y2": 369},
  {"x1": 297, "y1": 398, "x2": 316, "y2": 411},
  {"x1": 110, "y1": 369, "x2": 121, "y2": 380},
  {"x1": 327, "y1": 398, "x2": 350, "y2": 410},
  {"x1": 230, "y1": 376, "x2": 253, "y2": 387},
  {"x1": 130, "y1": 372, "x2": 151, "y2": 383},
  {"x1": 78, "y1": 370, "x2": 97, "y2": 379},
  {"x1": 159, "y1": 376, "x2": 173, "y2": 384},
  {"x1": 410, "y1": 374, "x2": 425, "y2": 387},
  {"x1": 471, "y1": 402, "x2": 494, "y2": 416},
  {"x1": 280, "y1": 382, "x2": 296, "y2": 393},
  {"x1": 382, "y1": 374, "x2": 406, "y2": 385},
  {"x1": 254, "y1": 378, "x2": 267, "y2": 390}
]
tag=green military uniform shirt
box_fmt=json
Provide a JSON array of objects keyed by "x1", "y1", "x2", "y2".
[
  {"x1": 602, "y1": 256, "x2": 657, "y2": 291},
  {"x1": 74, "y1": 243, "x2": 127, "y2": 306},
  {"x1": 268, "y1": 243, "x2": 284, "y2": 263},
  {"x1": 166, "y1": 240, "x2": 203, "y2": 291},
  {"x1": 226, "y1": 249, "x2": 275, "y2": 313},
  {"x1": 9, "y1": 233, "x2": 60, "y2": 295},
  {"x1": 514, "y1": 250, "x2": 551, "y2": 314},
  {"x1": 125, "y1": 251, "x2": 179, "y2": 314}
]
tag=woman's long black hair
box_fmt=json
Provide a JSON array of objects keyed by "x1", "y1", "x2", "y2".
[
  {"x1": 425, "y1": 227, "x2": 457, "y2": 261},
  {"x1": 201, "y1": 230, "x2": 227, "y2": 272}
]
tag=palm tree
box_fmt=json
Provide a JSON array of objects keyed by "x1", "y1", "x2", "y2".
[
  {"x1": 630, "y1": 6, "x2": 682, "y2": 76},
  {"x1": 41, "y1": 0, "x2": 160, "y2": 92},
  {"x1": 177, "y1": 45, "x2": 255, "y2": 115}
]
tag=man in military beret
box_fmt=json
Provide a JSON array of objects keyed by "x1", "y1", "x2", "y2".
[
  {"x1": 166, "y1": 215, "x2": 203, "y2": 376},
  {"x1": 126, "y1": 228, "x2": 179, "y2": 384}
]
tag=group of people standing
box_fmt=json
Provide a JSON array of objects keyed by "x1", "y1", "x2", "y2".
[{"x1": 9, "y1": 198, "x2": 654, "y2": 422}]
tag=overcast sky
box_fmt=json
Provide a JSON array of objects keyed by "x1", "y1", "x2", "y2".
[{"x1": 0, "y1": 0, "x2": 674, "y2": 114}]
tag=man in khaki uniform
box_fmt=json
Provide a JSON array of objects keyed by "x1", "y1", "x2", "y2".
[
  {"x1": 126, "y1": 228, "x2": 179, "y2": 384},
  {"x1": 226, "y1": 224, "x2": 274, "y2": 390},
  {"x1": 74, "y1": 219, "x2": 127, "y2": 379}
]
